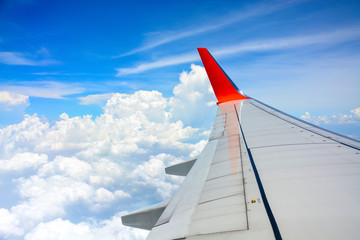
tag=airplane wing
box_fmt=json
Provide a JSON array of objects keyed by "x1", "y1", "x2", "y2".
[{"x1": 122, "y1": 48, "x2": 360, "y2": 240}]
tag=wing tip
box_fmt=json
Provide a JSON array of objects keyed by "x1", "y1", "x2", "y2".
[{"x1": 197, "y1": 48, "x2": 250, "y2": 104}]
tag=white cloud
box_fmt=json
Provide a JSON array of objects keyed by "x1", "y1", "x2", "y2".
[
  {"x1": 0, "y1": 114, "x2": 50, "y2": 158},
  {"x1": 14, "y1": 91, "x2": 199, "y2": 161},
  {"x1": 115, "y1": 1, "x2": 298, "y2": 57},
  {"x1": 0, "y1": 51, "x2": 59, "y2": 66},
  {"x1": 25, "y1": 218, "x2": 91, "y2": 240},
  {"x1": 131, "y1": 153, "x2": 184, "y2": 199},
  {"x1": 114, "y1": 190, "x2": 131, "y2": 199},
  {"x1": 5, "y1": 156, "x2": 130, "y2": 232},
  {"x1": 351, "y1": 107, "x2": 360, "y2": 118},
  {"x1": 116, "y1": 27, "x2": 360, "y2": 75},
  {"x1": 0, "y1": 152, "x2": 48, "y2": 171},
  {"x1": 88, "y1": 159, "x2": 123, "y2": 187},
  {"x1": 189, "y1": 140, "x2": 207, "y2": 158},
  {"x1": 38, "y1": 156, "x2": 91, "y2": 180},
  {"x1": 13, "y1": 175, "x2": 94, "y2": 229},
  {"x1": 103, "y1": 90, "x2": 168, "y2": 122},
  {"x1": 116, "y1": 53, "x2": 197, "y2": 76},
  {"x1": 300, "y1": 112, "x2": 311, "y2": 121},
  {"x1": 31, "y1": 72, "x2": 62, "y2": 75},
  {"x1": 300, "y1": 107, "x2": 360, "y2": 125},
  {"x1": 0, "y1": 64, "x2": 214, "y2": 239},
  {"x1": 94, "y1": 188, "x2": 115, "y2": 203},
  {"x1": 78, "y1": 93, "x2": 115, "y2": 105},
  {"x1": 213, "y1": 28, "x2": 360, "y2": 56},
  {"x1": 24, "y1": 214, "x2": 148, "y2": 240},
  {"x1": 169, "y1": 64, "x2": 215, "y2": 127},
  {"x1": 0, "y1": 208, "x2": 24, "y2": 239},
  {"x1": 1, "y1": 81, "x2": 84, "y2": 99},
  {"x1": 0, "y1": 91, "x2": 29, "y2": 106}
]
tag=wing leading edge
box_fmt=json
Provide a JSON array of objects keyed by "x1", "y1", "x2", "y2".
[{"x1": 122, "y1": 49, "x2": 360, "y2": 240}]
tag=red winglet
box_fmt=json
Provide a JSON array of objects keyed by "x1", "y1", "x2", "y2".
[{"x1": 197, "y1": 48, "x2": 249, "y2": 104}]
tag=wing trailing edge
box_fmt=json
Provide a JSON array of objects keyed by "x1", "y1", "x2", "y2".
[
  {"x1": 165, "y1": 158, "x2": 197, "y2": 176},
  {"x1": 197, "y1": 47, "x2": 249, "y2": 104},
  {"x1": 121, "y1": 200, "x2": 168, "y2": 230}
]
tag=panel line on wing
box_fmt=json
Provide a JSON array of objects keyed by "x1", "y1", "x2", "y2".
[
  {"x1": 250, "y1": 101, "x2": 360, "y2": 150},
  {"x1": 250, "y1": 142, "x2": 339, "y2": 149},
  {"x1": 206, "y1": 172, "x2": 241, "y2": 182},
  {"x1": 235, "y1": 103, "x2": 283, "y2": 240},
  {"x1": 199, "y1": 193, "x2": 245, "y2": 205},
  {"x1": 211, "y1": 157, "x2": 240, "y2": 165},
  {"x1": 186, "y1": 103, "x2": 250, "y2": 235}
]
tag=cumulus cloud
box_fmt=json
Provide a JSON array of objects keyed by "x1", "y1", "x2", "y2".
[
  {"x1": 114, "y1": 190, "x2": 131, "y2": 199},
  {"x1": 88, "y1": 159, "x2": 123, "y2": 187},
  {"x1": 300, "y1": 107, "x2": 360, "y2": 125},
  {"x1": 0, "y1": 91, "x2": 29, "y2": 106},
  {"x1": 7, "y1": 156, "x2": 131, "y2": 232},
  {"x1": 104, "y1": 90, "x2": 169, "y2": 122},
  {"x1": 0, "y1": 113, "x2": 50, "y2": 158},
  {"x1": 0, "y1": 64, "x2": 213, "y2": 239},
  {"x1": 12, "y1": 175, "x2": 94, "y2": 229},
  {"x1": 0, "y1": 152, "x2": 47, "y2": 171},
  {"x1": 0, "y1": 209, "x2": 24, "y2": 239},
  {"x1": 169, "y1": 64, "x2": 216, "y2": 127},
  {"x1": 131, "y1": 153, "x2": 184, "y2": 199},
  {"x1": 351, "y1": 107, "x2": 360, "y2": 118},
  {"x1": 24, "y1": 214, "x2": 148, "y2": 240},
  {"x1": 38, "y1": 156, "x2": 92, "y2": 180}
]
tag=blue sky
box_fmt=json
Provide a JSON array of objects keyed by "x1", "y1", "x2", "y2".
[{"x1": 0, "y1": 0, "x2": 359, "y2": 239}]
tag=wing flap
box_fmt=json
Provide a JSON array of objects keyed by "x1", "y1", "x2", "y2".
[
  {"x1": 121, "y1": 201, "x2": 168, "y2": 230},
  {"x1": 165, "y1": 158, "x2": 197, "y2": 176}
]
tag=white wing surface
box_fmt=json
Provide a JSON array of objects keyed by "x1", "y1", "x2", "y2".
[{"x1": 122, "y1": 48, "x2": 360, "y2": 240}]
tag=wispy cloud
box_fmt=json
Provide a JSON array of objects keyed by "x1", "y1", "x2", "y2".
[
  {"x1": 114, "y1": 1, "x2": 299, "y2": 57},
  {"x1": 1, "y1": 81, "x2": 84, "y2": 99},
  {"x1": 78, "y1": 93, "x2": 115, "y2": 105},
  {"x1": 0, "y1": 48, "x2": 59, "y2": 66},
  {"x1": 30, "y1": 72, "x2": 109, "y2": 77},
  {"x1": 213, "y1": 28, "x2": 360, "y2": 56},
  {"x1": 31, "y1": 72, "x2": 62, "y2": 75},
  {"x1": 116, "y1": 27, "x2": 360, "y2": 75},
  {"x1": 116, "y1": 52, "x2": 197, "y2": 76}
]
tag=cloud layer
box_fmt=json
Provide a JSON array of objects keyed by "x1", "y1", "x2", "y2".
[
  {"x1": 0, "y1": 65, "x2": 213, "y2": 240},
  {"x1": 301, "y1": 107, "x2": 360, "y2": 125}
]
